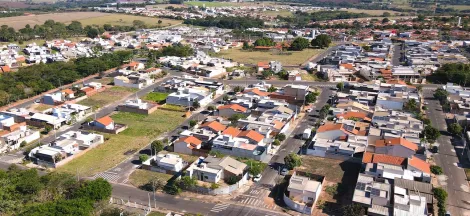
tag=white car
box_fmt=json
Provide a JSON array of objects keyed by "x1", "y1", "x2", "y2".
[
  {"x1": 306, "y1": 108, "x2": 313, "y2": 113},
  {"x1": 424, "y1": 102, "x2": 429, "y2": 105},
  {"x1": 253, "y1": 174, "x2": 262, "y2": 182}
]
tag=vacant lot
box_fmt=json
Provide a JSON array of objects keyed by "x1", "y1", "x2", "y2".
[
  {"x1": 339, "y1": 9, "x2": 400, "y2": 16},
  {"x1": 213, "y1": 47, "x2": 325, "y2": 66},
  {"x1": 298, "y1": 156, "x2": 361, "y2": 216},
  {"x1": 128, "y1": 169, "x2": 173, "y2": 189},
  {"x1": 0, "y1": 12, "x2": 108, "y2": 30},
  {"x1": 143, "y1": 92, "x2": 169, "y2": 104},
  {"x1": 262, "y1": 9, "x2": 294, "y2": 17},
  {"x1": 184, "y1": 1, "x2": 277, "y2": 7},
  {"x1": 78, "y1": 86, "x2": 137, "y2": 109},
  {"x1": 57, "y1": 110, "x2": 185, "y2": 176},
  {"x1": 74, "y1": 14, "x2": 182, "y2": 28}
]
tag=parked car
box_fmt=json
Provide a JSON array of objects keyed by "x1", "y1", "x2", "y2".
[
  {"x1": 280, "y1": 168, "x2": 289, "y2": 176},
  {"x1": 306, "y1": 108, "x2": 313, "y2": 113},
  {"x1": 432, "y1": 146, "x2": 439, "y2": 153},
  {"x1": 253, "y1": 174, "x2": 262, "y2": 182}
]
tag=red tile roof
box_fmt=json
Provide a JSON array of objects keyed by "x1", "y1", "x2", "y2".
[
  {"x1": 238, "y1": 130, "x2": 264, "y2": 143},
  {"x1": 200, "y1": 121, "x2": 226, "y2": 132},
  {"x1": 96, "y1": 116, "x2": 113, "y2": 126},
  {"x1": 375, "y1": 137, "x2": 418, "y2": 151},
  {"x1": 408, "y1": 156, "x2": 430, "y2": 174},
  {"x1": 335, "y1": 111, "x2": 371, "y2": 122},
  {"x1": 363, "y1": 152, "x2": 406, "y2": 166},
  {"x1": 317, "y1": 123, "x2": 344, "y2": 133},
  {"x1": 217, "y1": 104, "x2": 248, "y2": 113},
  {"x1": 257, "y1": 62, "x2": 269, "y2": 68},
  {"x1": 0, "y1": 65, "x2": 10, "y2": 73},
  {"x1": 62, "y1": 89, "x2": 74, "y2": 95},
  {"x1": 223, "y1": 127, "x2": 242, "y2": 137},
  {"x1": 243, "y1": 88, "x2": 270, "y2": 97},
  {"x1": 178, "y1": 136, "x2": 202, "y2": 149}
]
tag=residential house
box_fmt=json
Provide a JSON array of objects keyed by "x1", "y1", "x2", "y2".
[
  {"x1": 374, "y1": 137, "x2": 419, "y2": 158},
  {"x1": 166, "y1": 87, "x2": 212, "y2": 107},
  {"x1": 0, "y1": 125, "x2": 40, "y2": 153},
  {"x1": 42, "y1": 92, "x2": 64, "y2": 105},
  {"x1": 174, "y1": 136, "x2": 202, "y2": 155},
  {"x1": 186, "y1": 156, "x2": 247, "y2": 183},
  {"x1": 93, "y1": 116, "x2": 115, "y2": 130},
  {"x1": 154, "y1": 153, "x2": 184, "y2": 172},
  {"x1": 284, "y1": 171, "x2": 323, "y2": 214},
  {"x1": 217, "y1": 104, "x2": 249, "y2": 118}
]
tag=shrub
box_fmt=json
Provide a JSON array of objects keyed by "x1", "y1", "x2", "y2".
[
  {"x1": 210, "y1": 183, "x2": 219, "y2": 190},
  {"x1": 431, "y1": 165, "x2": 443, "y2": 175},
  {"x1": 139, "y1": 154, "x2": 149, "y2": 162},
  {"x1": 189, "y1": 120, "x2": 197, "y2": 128},
  {"x1": 151, "y1": 140, "x2": 164, "y2": 154},
  {"x1": 325, "y1": 184, "x2": 338, "y2": 196},
  {"x1": 275, "y1": 133, "x2": 286, "y2": 141},
  {"x1": 433, "y1": 187, "x2": 448, "y2": 216},
  {"x1": 272, "y1": 139, "x2": 280, "y2": 146},
  {"x1": 284, "y1": 153, "x2": 302, "y2": 170}
]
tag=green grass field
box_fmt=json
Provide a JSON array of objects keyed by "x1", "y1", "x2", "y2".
[
  {"x1": 73, "y1": 14, "x2": 182, "y2": 27},
  {"x1": 57, "y1": 110, "x2": 185, "y2": 176},
  {"x1": 261, "y1": 9, "x2": 294, "y2": 17},
  {"x1": 128, "y1": 169, "x2": 173, "y2": 189},
  {"x1": 184, "y1": 1, "x2": 278, "y2": 7},
  {"x1": 160, "y1": 104, "x2": 186, "y2": 112},
  {"x1": 339, "y1": 9, "x2": 401, "y2": 16},
  {"x1": 78, "y1": 86, "x2": 137, "y2": 109},
  {"x1": 143, "y1": 92, "x2": 169, "y2": 104},
  {"x1": 213, "y1": 47, "x2": 325, "y2": 66}
]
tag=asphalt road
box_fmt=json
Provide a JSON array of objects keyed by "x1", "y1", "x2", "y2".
[
  {"x1": 392, "y1": 44, "x2": 402, "y2": 66},
  {"x1": 423, "y1": 90, "x2": 470, "y2": 216}
]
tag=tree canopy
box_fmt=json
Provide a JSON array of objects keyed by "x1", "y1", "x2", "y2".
[
  {"x1": 290, "y1": 37, "x2": 310, "y2": 51},
  {"x1": 284, "y1": 153, "x2": 302, "y2": 170},
  {"x1": 0, "y1": 166, "x2": 111, "y2": 216},
  {"x1": 311, "y1": 34, "x2": 331, "y2": 49},
  {"x1": 424, "y1": 125, "x2": 441, "y2": 143},
  {"x1": 253, "y1": 37, "x2": 275, "y2": 47},
  {"x1": 183, "y1": 16, "x2": 264, "y2": 29}
]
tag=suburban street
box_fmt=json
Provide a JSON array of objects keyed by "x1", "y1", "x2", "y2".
[
  {"x1": 228, "y1": 87, "x2": 333, "y2": 211},
  {"x1": 423, "y1": 90, "x2": 470, "y2": 216}
]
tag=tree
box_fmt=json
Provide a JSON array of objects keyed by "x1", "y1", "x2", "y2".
[
  {"x1": 192, "y1": 99, "x2": 200, "y2": 109},
  {"x1": 233, "y1": 86, "x2": 244, "y2": 93},
  {"x1": 229, "y1": 114, "x2": 246, "y2": 124},
  {"x1": 272, "y1": 139, "x2": 280, "y2": 146},
  {"x1": 305, "y1": 92, "x2": 317, "y2": 104},
  {"x1": 268, "y1": 86, "x2": 277, "y2": 92},
  {"x1": 431, "y1": 165, "x2": 443, "y2": 175},
  {"x1": 276, "y1": 133, "x2": 286, "y2": 141},
  {"x1": 73, "y1": 178, "x2": 112, "y2": 201},
  {"x1": 342, "y1": 204, "x2": 365, "y2": 216},
  {"x1": 151, "y1": 140, "x2": 164, "y2": 154},
  {"x1": 383, "y1": 12, "x2": 391, "y2": 17},
  {"x1": 242, "y1": 41, "x2": 251, "y2": 50},
  {"x1": 416, "y1": 85, "x2": 423, "y2": 93},
  {"x1": 336, "y1": 82, "x2": 344, "y2": 91},
  {"x1": 290, "y1": 37, "x2": 309, "y2": 51},
  {"x1": 207, "y1": 105, "x2": 216, "y2": 111},
  {"x1": 448, "y1": 123, "x2": 463, "y2": 136},
  {"x1": 262, "y1": 70, "x2": 273, "y2": 79},
  {"x1": 311, "y1": 34, "x2": 331, "y2": 49},
  {"x1": 177, "y1": 176, "x2": 197, "y2": 190},
  {"x1": 139, "y1": 154, "x2": 149, "y2": 162},
  {"x1": 158, "y1": 20, "x2": 163, "y2": 25},
  {"x1": 403, "y1": 98, "x2": 419, "y2": 113},
  {"x1": 253, "y1": 37, "x2": 275, "y2": 47},
  {"x1": 132, "y1": 20, "x2": 146, "y2": 29},
  {"x1": 382, "y1": 18, "x2": 390, "y2": 24},
  {"x1": 284, "y1": 153, "x2": 302, "y2": 170},
  {"x1": 223, "y1": 95, "x2": 229, "y2": 101},
  {"x1": 246, "y1": 159, "x2": 263, "y2": 176},
  {"x1": 433, "y1": 88, "x2": 448, "y2": 102},
  {"x1": 424, "y1": 125, "x2": 441, "y2": 143},
  {"x1": 189, "y1": 120, "x2": 197, "y2": 128}
]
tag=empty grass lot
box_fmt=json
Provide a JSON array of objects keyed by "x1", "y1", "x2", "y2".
[
  {"x1": 78, "y1": 86, "x2": 138, "y2": 109},
  {"x1": 128, "y1": 169, "x2": 173, "y2": 189},
  {"x1": 213, "y1": 47, "x2": 325, "y2": 66},
  {"x1": 262, "y1": 9, "x2": 294, "y2": 17},
  {"x1": 73, "y1": 14, "x2": 182, "y2": 28},
  {"x1": 299, "y1": 156, "x2": 361, "y2": 216},
  {"x1": 57, "y1": 110, "x2": 185, "y2": 176},
  {"x1": 339, "y1": 9, "x2": 400, "y2": 16},
  {"x1": 143, "y1": 92, "x2": 169, "y2": 104}
]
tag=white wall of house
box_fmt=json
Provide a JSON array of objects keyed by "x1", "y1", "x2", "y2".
[{"x1": 173, "y1": 141, "x2": 194, "y2": 155}]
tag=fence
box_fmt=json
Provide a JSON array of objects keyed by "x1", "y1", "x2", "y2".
[
  {"x1": 283, "y1": 193, "x2": 313, "y2": 215},
  {"x1": 187, "y1": 172, "x2": 249, "y2": 195}
]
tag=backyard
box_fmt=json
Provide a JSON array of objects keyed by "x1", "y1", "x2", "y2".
[
  {"x1": 78, "y1": 86, "x2": 138, "y2": 109},
  {"x1": 212, "y1": 47, "x2": 325, "y2": 66},
  {"x1": 57, "y1": 109, "x2": 186, "y2": 176},
  {"x1": 73, "y1": 14, "x2": 182, "y2": 28},
  {"x1": 297, "y1": 156, "x2": 361, "y2": 216}
]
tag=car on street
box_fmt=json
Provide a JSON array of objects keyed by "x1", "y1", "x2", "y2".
[
  {"x1": 253, "y1": 174, "x2": 262, "y2": 182},
  {"x1": 280, "y1": 168, "x2": 289, "y2": 176},
  {"x1": 431, "y1": 146, "x2": 439, "y2": 153},
  {"x1": 306, "y1": 108, "x2": 313, "y2": 113},
  {"x1": 424, "y1": 102, "x2": 429, "y2": 105}
]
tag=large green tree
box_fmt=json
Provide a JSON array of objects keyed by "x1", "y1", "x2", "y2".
[
  {"x1": 424, "y1": 125, "x2": 441, "y2": 143},
  {"x1": 290, "y1": 37, "x2": 309, "y2": 51},
  {"x1": 284, "y1": 153, "x2": 302, "y2": 170},
  {"x1": 311, "y1": 34, "x2": 331, "y2": 49}
]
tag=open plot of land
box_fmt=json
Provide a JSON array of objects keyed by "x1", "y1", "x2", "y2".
[
  {"x1": 73, "y1": 14, "x2": 182, "y2": 28},
  {"x1": 57, "y1": 109, "x2": 185, "y2": 176},
  {"x1": 30, "y1": 103, "x2": 53, "y2": 112},
  {"x1": 78, "y1": 86, "x2": 138, "y2": 109},
  {"x1": 261, "y1": 9, "x2": 294, "y2": 17},
  {"x1": 143, "y1": 92, "x2": 169, "y2": 104},
  {"x1": 128, "y1": 169, "x2": 173, "y2": 189},
  {"x1": 339, "y1": 8, "x2": 400, "y2": 16},
  {"x1": 213, "y1": 48, "x2": 325, "y2": 66},
  {"x1": 298, "y1": 156, "x2": 361, "y2": 216},
  {"x1": 0, "y1": 12, "x2": 109, "y2": 30},
  {"x1": 445, "y1": 5, "x2": 470, "y2": 10},
  {"x1": 184, "y1": 1, "x2": 278, "y2": 7}
]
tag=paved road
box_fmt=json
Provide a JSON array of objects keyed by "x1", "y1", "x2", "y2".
[
  {"x1": 228, "y1": 88, "x2": 332, "y2": 211},
  {"x1": 112, "y1": 183, "x2": 287, "y2": 216},
  {"x1": 423, "y1": 90, "x2": 470, "y2": 216},
  {"x1": 392, "y1": 44, "x2": 402, "y2": 66}
]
